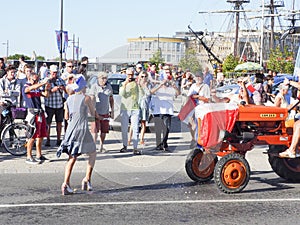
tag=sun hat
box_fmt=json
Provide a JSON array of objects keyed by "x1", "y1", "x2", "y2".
[{"x1": 49, "y1": 64, "x2": 58, "y2": 72}]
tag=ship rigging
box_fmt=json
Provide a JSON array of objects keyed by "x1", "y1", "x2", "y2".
[{"x1": 195, "y1": 0, "x2": 300, "y2": 66}]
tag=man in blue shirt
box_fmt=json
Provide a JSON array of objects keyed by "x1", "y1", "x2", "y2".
[
  {"x1": 203, "y1": 67, "x2": 214, "y2": 88},
  {"x1": 23, "y1": 72, "x2": 51, "y2": 164}
]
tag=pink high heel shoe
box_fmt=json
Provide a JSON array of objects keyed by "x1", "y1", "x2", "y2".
[
  {"x1": 82, "y1": 179, "x2": 93, "y2": 191},
  {"x1": 61, "y1": 183, "x2": 73, "y2": 195}
]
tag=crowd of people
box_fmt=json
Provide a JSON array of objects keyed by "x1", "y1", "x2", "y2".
[{"x1": 0, "y1": 55, "x2": 300, "y2": 195}]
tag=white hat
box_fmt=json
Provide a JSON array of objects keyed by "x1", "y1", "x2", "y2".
[
  {"x1": 136, "y1": 63, "x2": 143, "y2": 68},
  {"x1": 50, "y1": 64, "x2": 58, "y2": 72},
  {"x1": 279, "y1": 83, "x2": 289, "y2": 90}
]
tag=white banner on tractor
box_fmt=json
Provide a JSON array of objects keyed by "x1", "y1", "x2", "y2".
[{"x1": 195, "y1": 103, "x2": 239, "y2": 148}]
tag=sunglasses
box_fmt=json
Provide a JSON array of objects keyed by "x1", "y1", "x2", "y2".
[{"x1": 141, "y1": 76, "x2": 148, "y2": 78}]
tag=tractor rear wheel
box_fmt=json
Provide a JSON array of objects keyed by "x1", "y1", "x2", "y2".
[
  {"x1": 268, "y1": 145, "x2": 300, "y2": 182},
  {"x1": 214, "y1": 153, "x2": 250, "y2": 194},
  {"x1": 185, "y1": 148, "x2": 218, "y2": 182}
]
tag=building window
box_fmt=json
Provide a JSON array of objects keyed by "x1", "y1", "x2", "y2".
[{"x1": 176, "y1": 43, "x2": 181, "y2": 52}]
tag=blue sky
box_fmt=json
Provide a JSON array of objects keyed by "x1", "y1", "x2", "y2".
[{"x1": 1, "y1": 0, "x2": 298, "y2": 60}]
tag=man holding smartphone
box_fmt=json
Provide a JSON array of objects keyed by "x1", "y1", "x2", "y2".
[
  {"x1": 119, "y1": 67, "x2": 141, "y2": 155},
  {"x1": 44, "y1": 65, "x2": 66, "y2": 147}
]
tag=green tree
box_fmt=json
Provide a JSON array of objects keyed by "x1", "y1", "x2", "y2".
[
  {"x1": 8, "y1": 54, "x2": 30, "y2": 60},
  {"x1": 7, "y1": 54, "x2": 45, "y2": 61},
  {"x1": 222, "y1": 54, "x2": 239, "y2": 73},
  {"x1": 36, "y1": 56, "x2": 45, "y2": 61},
  {"x1": 268, "y1": 46, "x2": 294, "y2": 74},
  {"x1": 178, "y1": 48, "x2": 202, "y2": 74},
  {"x1": 149, "y1": 50, "x2": 164, "y2": 68}
]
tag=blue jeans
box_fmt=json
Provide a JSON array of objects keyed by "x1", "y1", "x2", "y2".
[{"x1": 120, "y1": 109, "x2": 139, "y2": 149}]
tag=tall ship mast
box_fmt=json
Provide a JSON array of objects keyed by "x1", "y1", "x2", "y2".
[
  {"x1": 195, "y1": 0, "x2": 300, "y2": 66},
  {"x1": 227, "y1": 0, "x2": 250, "y2": 57}
]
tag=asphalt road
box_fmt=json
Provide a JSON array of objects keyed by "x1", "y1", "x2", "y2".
[
  {"x1": 1, "y1": 120, "x2": 300, "y2": 224},
  {"x1": 0, "y1": 94, "x2": 299, "y2": 224}
]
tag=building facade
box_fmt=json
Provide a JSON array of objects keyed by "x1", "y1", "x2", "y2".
[{"x1": 127, "y1": 36, "x2": 187, "y2": 65}]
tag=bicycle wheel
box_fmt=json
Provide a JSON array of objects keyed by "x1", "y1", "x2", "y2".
[{"x1": 1, "y1": 123, "x2": 31, "y2": 156}]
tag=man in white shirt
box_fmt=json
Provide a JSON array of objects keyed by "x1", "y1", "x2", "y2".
[
  {"x1": 39, "y1": 63, "x2": 49, "y2": 80},
  {"x1": 150, "y1": 66, "x2": 180, "y2": 151},
  {"x1": 187, "y1": 72, "x2": 211, "y2": 148}
]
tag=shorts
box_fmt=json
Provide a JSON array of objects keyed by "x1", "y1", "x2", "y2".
[
  {"x1": 32, "y1": 113, "x2": 48, "y2": 138},
  {"x1": 90, "y1": 114, "x2": 110, "y2": 134},
  {"x1": 45, "y1": 106, "x2": 64, "y2": 124}
]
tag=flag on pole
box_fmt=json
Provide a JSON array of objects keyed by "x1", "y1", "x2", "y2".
[
  {"x1": 55, "y1": 30, "x2": 68, "y2": 53},
  {"x1": 55, "y1": 30, "x2": 61, "y2": 53},
  {"x1": 63, "y1": 31, "x2": 68, "y2": 53},
  {"x1": 75, "y1": 46, "x2": 79, "y2": 59},
  {"x1": 178, "y1": 96, "x2": 197, "y2": 124}
]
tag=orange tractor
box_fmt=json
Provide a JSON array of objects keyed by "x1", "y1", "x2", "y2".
[{"x1": 185, "y1": 102, "x2": 300, "y2": 194}]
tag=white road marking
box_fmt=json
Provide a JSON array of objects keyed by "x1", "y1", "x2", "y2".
[{"x1": 1, "y1": 198, "x2": 300, "y2": 208}]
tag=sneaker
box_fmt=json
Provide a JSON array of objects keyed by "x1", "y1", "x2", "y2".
[
  {"x1": 120, "y1": 145, "x2": 128, "y2": 153},
  {"x1": 133, "y1": 149, "x2": 142, "y2": 155},
  {"x1": 35, "y1": 155, "x2": 49, "y2": 163},
  {"x1": 163, "y1": 146, "x2": 170, "y2": 152},
  {"x1": 25, "y1": 157, "x2": 39, "y2": 165},
  {"x1": 45, "y1": 140, "x2": 51, "y2": 147},
  {"x1": 56, "y1": 140, "x2": 62, "y2": 146},
  {"x1": 155, "y1": 144, "x2": 163, "y2": 151}
]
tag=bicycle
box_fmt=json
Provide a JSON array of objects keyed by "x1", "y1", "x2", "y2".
[{"x1": 0, "y1": 99, "x2": 33, "y2": 156}]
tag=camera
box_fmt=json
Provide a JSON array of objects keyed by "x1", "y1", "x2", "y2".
[{"x1": 129, "y1": 77, "x2": 135, "y2": 82}]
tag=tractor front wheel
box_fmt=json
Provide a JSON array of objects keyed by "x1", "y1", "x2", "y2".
[
  {"x1": 268, "y1": 145, "x2": 300, "y2": 182},
  {"x1": 185, "y1": 148, "x2": 218, "y2": 182},
  {"x1": 214, "y1": 153, "x2": 250, "y2": 194}
]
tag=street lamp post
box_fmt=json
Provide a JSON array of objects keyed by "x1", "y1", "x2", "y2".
[
  {"x1": 260, "y1": 0, "x2": 264, "y2": 66},
  {"x1": 72, "y1": 34, "x2": 75, "y2": 64},
  {"x1": 2, "y1": 40, "x2": 9, "y2": 59},
  {"x1": 59, "y1": 0, "x2": 63, "y2": 69},
  {"x1": 68, "y1": 34, "x2": 76, "y2": 63},
  {"x1": 76, "y1": 37, "x2": 79, "y2": 66}
]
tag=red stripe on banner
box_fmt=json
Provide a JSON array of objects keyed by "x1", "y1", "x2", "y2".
[
  {"x1": 246, "y1": 83, "x2": 256, "y2": 93},
  {"x1": 200, "y1": 108, "x2": 238, "y2": 148},
  {"x1": 178, "y1": 96, "x2": 197, "y2": 122}
]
